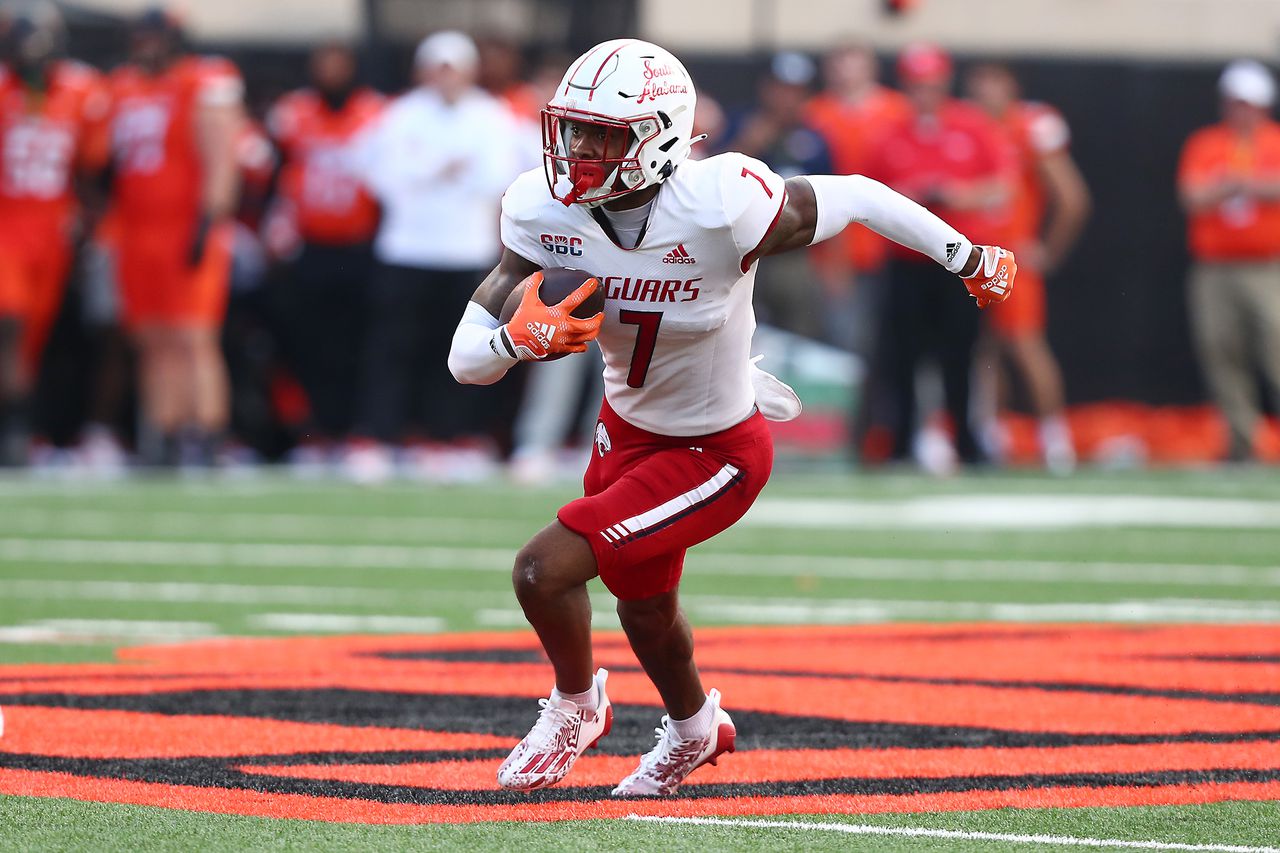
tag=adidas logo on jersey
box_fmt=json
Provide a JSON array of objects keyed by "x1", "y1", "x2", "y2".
[{"x1": 662, "y1": 244, "x2": 696, "y2": 264}]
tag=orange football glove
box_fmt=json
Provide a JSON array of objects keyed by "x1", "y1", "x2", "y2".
[
  {"x1": 497, "y1": 272, "x2": 603, "y2": 361},
  {"x1": 961, "y1": 245, "x2": 1017, "y2": 309}
]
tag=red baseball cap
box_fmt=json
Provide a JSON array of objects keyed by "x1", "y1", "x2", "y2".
[{"x1": 897, "y1": 42, "x2": 953, "y2": 83}]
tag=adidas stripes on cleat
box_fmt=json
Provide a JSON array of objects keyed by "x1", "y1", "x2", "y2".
[{"x1": 497, "y1": 668, "x2": 612, "y2": 790}]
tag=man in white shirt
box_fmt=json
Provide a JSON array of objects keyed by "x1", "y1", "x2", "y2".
[
  {"x1": 448, "y1": 39, "x2": 1016, "y2": 796},
  {"x1": 348, "y1": 31, "x2": 520, "y2": 481}
]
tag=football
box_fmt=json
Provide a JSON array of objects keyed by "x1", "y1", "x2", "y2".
[{"x1": 500, "y1": 268, "x2": 605, "y2": 360}]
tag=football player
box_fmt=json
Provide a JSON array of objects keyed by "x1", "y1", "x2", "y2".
[
  {"x1": 105, "y1": 8, "x2": 244, "y2": 465},
  {"x1": 967, "y1": 62, "x2": 1090, "y2": 473},
  {"x1": 448, "y1": 39, "x2": 1016, "y2": 796},
  {"x1": 0, "y1": 2, "x2": 109, "y2": 464}
]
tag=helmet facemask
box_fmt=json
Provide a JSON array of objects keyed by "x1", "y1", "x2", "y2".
[{"x1": 542, "y1": 105, "x2": 662, "y2": 207}]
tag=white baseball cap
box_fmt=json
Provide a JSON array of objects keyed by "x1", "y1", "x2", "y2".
[
  {"x1": 1219, "y1": 60, "x2": 1276, "y2": 108},
  {"x1": 414, "y1": 30, "x2": 478, "y2": 70}
]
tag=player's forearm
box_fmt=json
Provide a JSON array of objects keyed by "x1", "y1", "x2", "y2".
[
  {"x1": 1041, "y1": 199, "x2": 1089, "y2": 272},
  {"x1": 804, "y1": 174, "x2": 973, "y2": 273},
  {"x1": 1179, "y1": 180, "x2": 1236, "y2": 213},
  {"x1": 1248, "y1": 176, "x2": 1280, "y2": 201},
  {"x1": 448, "y1": 302, "x2": 518, "y2": 385},
  {"x1": 1038, "y1": 155, "x2": 1091, "y2": 271},
  {"x1": 197, "y1": 106, "x2": 242, "y2": 220},
  {"x1": 200, "y1": 153, "x2": 239, "y2": 220}
]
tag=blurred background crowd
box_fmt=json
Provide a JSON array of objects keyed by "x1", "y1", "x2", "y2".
[{"x1": 1, "y1": 0, "x2": 1278, "y2": 481}]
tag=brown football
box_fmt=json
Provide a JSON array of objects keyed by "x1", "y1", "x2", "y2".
[{"x1": 500, "y1": 268, "x2": 605, "y2": 361}]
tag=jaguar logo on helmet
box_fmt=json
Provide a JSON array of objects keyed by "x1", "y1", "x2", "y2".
[{"x1": 542, "y1": 39, "x2": 703, "y2": 208}]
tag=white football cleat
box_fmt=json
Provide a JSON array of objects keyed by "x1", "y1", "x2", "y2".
[
  {"x1": 497, "y1": 668, "x2": 612, "y2": 790},
  {"x1": 611, "y1": 688, "x2": 736, "y2": 797}
]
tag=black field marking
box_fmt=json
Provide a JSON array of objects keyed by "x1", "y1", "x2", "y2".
[
  {"x1": 233, "y1": 749, "x2": 509, "y2": 766},
  {"x1": 1, "y1": 750, "x2": 1278, "y2": 806},
  {"x1": 370, "y1": 649, "x2": 548, "y2": 664},
  {"x1": 4, "y1": 688, "x2": 1280, "y2": 752},
  {"x1": 1144, "y1": 655, "x2": 1280, "y2": 664},
  {"x1": 697, "y1": 668, "x2": 1280, "y2": 707}
]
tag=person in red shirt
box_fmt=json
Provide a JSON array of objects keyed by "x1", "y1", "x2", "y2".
[
  {"x1": 1177, "y1": 60, "x2": 1280, "y2": 461},
  {"x1": 105, "y1": 8, "x2": 244, "y2": 466},
  {"x1": 267, "y1": 41, "x2": 384, "y2": 455},
  {"x1": 865, "y1": 43, "x2": 1015, "y2": 468},
  {"x1": 0, "y1": 7, "x2": 109, "y2": 464},
  {"x1": 967, "y1": 62, "x2": 1090, "y2": 473}
]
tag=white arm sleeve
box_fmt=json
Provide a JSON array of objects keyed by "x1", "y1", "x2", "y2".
[
  {"x1": 805, "y1": 174, "x2": 973, "y2": 274},
  {"x1": 448, "y1": 301, "x2": 518, "y2": 386}
]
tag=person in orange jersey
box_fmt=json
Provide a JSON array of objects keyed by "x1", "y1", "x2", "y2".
[
  {"x1": 105, "y1": 8, "x2": 244, "y2": 467},
  {"x1": 1178, "y1": 60, "x2": 1280, "y2": 462},
  {"x1": 0, "y1": 4, "x2": 109, "y2": 465},
  {"x1": 966, "y1": 62, "x2": 1090, "y2": 474},
  {"x1": 267, "y1": 41, "x2": 384, "y2": 457},
  {"x1": 806, "y1": 40, "x2": 911, "y2": 284}
]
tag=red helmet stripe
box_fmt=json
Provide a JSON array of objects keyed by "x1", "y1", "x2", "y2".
[
  {"x1": 587, "y1": 40, "x2": 634, "y2": 102},
  {"x1": 562, "y1": 43, "x2": 606, "y2": 97}
]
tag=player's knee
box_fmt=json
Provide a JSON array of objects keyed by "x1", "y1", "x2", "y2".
[
  {"x1": 512, "y1": 543, "x2": 558, "y2": 605},
  {"x1": 512, "y1": 523, "x2": 596, "y2": 605}
]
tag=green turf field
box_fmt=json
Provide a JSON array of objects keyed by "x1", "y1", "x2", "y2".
[{"x1": 1, "y1": 469, "x2": 1278, "y2": 851}]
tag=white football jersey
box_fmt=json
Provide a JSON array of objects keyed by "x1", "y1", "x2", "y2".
[{"x1": 501, "y1": 152, "x2": 787, "y2": 436}]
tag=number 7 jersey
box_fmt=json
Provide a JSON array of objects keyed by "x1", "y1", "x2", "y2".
[{"x1": 500, "y1": 152, "x2": 787, "y2": 437}]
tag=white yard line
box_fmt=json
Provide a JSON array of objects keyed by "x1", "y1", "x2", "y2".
[
  {"x1": 0, "y1": 537, "x2": 1275, "y2": 588},
  {"x1": 625, "y1": 815, "x2": 1280, "y2": 853},
  {"x1": 0, "y1": 537, "x2": 513, "y2": 571},
  {"x1": 678, "y1": 596, "x2": 1280, "y2": 624},
  {"x1": 0, "y1": 508, "x2": 533, "y2": 541},
  {"x1": 4, "y1": 575, "x2": 1271, "y2": 626},
  {"x1": 0, "y1": 618, "x2": 219, "y2": 645},
  {"x1": 746, "y1": 494, "x2": 1280, "y2": 530},
  {"x1": 476, "y1": 608, "x2": 623, "y2": 629},
  {"x1": 247, "y1": 613, "x2": 446, "y2": 633},
  {"x1": 0, "y1": 578, "x2": 506, "y2": 607},
  {"x1": 0, "y1": 578, "x2": 408, "y2": 606}
]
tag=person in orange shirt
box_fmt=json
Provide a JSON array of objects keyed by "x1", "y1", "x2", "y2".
[
  {"x1": 267, "y1": 41, "x2": 384, "y2": 457},
  {"x1": 805, "y1": 41, "x2": 912, "y2": 452},
  {"x1": 966, "y1": 63, "x2": 1090, "y2": 474},
  {"x1": 106, "y1": 8, "x2": 244, "y2": 467},
  {"x1": 0, "y1": 5, "x2": 109, "y2": 465},
  {"x1": 1177, "y1": 60, "x2": 1280, "y2": 462},
  {"x1": 806, "y1": 40, "x2": 911, "y2": 281}
]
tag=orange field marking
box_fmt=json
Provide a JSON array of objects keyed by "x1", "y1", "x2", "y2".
[{"x1": 0, "y1": 624, "x2": 1277, "y2": 823}]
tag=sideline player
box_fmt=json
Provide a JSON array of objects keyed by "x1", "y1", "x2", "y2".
[
  {"x1": 967, "y1": 62, "x2": 1089, "y2": 472},
  {"x1": 105, "y1": 9, "x2": 243, "y2": 465},
  {"x1": 448, "y1": 39, "x2": 1015, "y2": 796},
  {"x1": 267, "y1": 41, "x2": 384, "y2": 455},
  {"x1": 0, "y1": 3, "x2": 109, "y2": 464}
]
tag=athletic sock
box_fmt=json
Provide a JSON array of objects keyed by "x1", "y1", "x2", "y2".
[
  {"x1": 552, "y1": 682, "x2": 598, "y2": 711},
  {"x1": 1038, "y1": 415, "x2": 1071, "y2": 450},
  {"x1": 669, "y1": 693, "x2": 715, "y2": 741}
]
